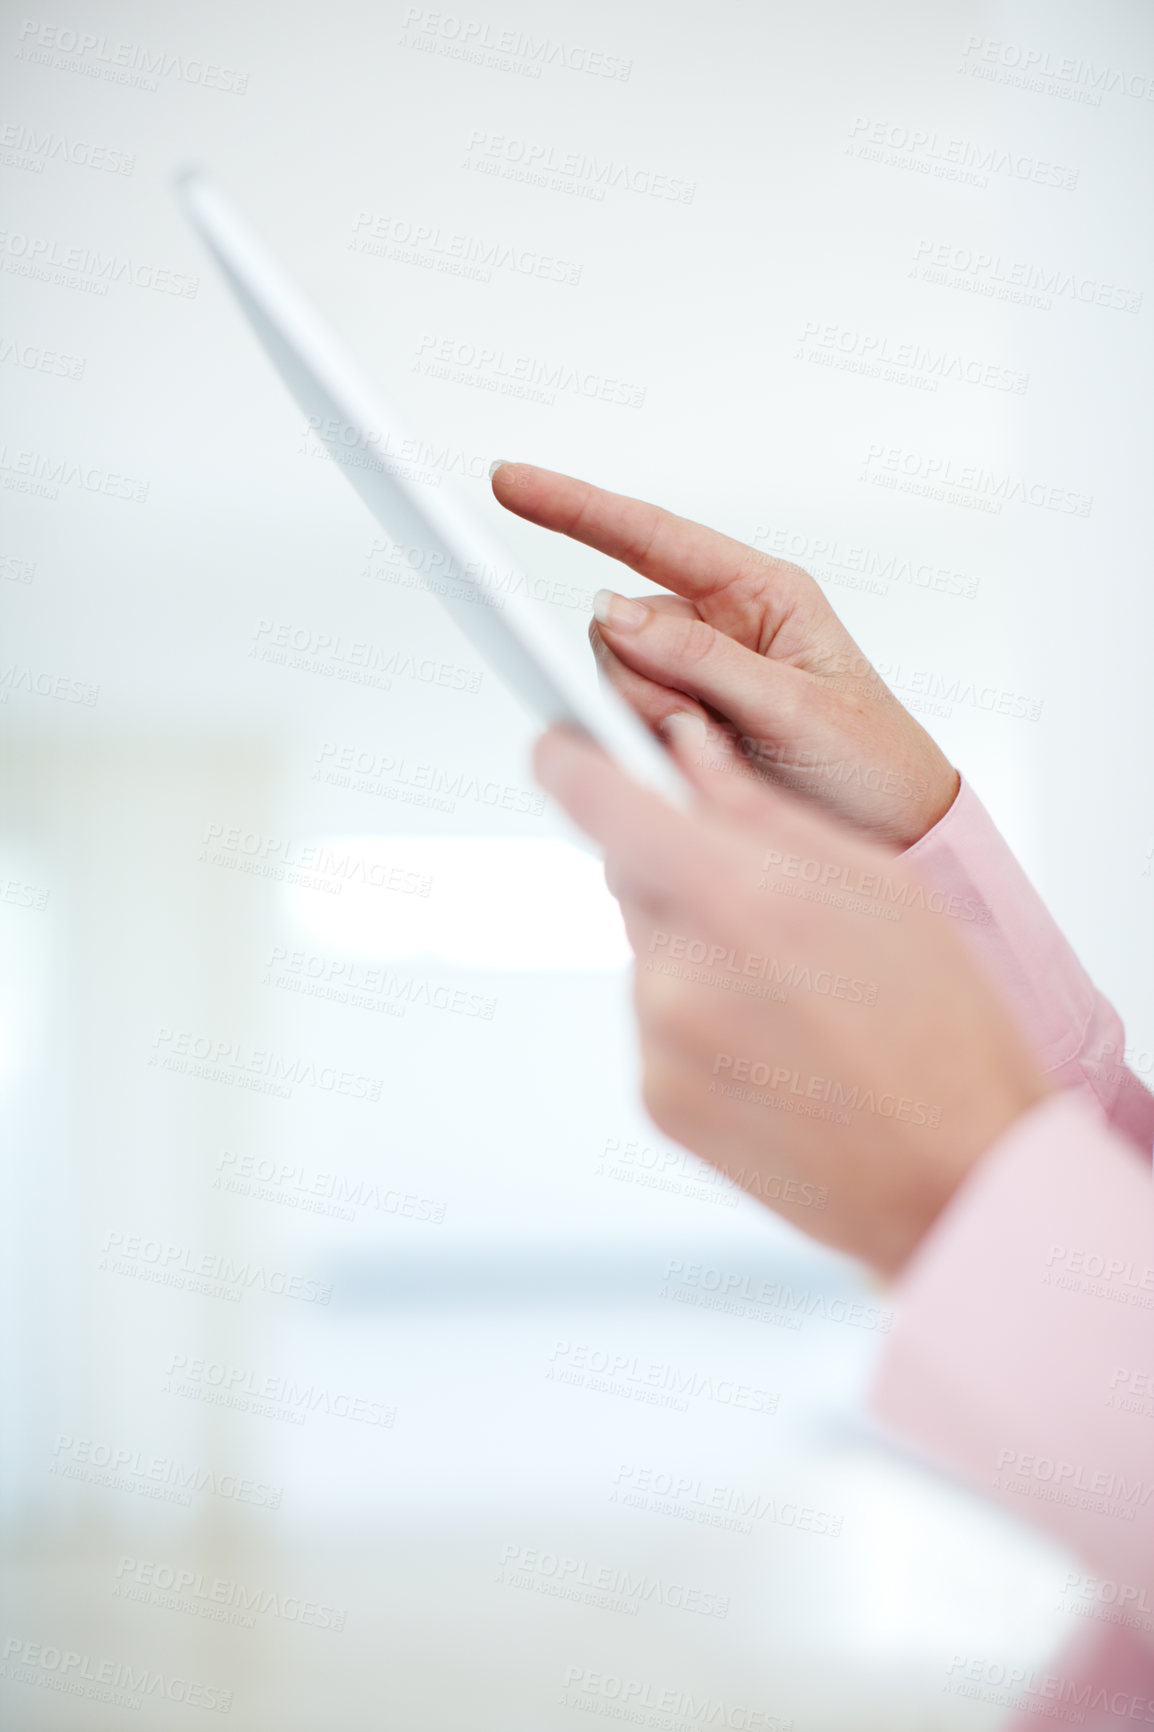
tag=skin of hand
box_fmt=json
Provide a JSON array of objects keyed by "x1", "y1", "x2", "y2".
[
  {"x1": 532, "y1": 714, "x2": 1049, "y2": 1279},
  {"x1": 491, "y1": 461, "x2": 959, "y2": 849}
]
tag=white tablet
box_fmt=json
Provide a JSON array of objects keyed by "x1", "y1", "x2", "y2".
[{"x1": 174, "y1": 169, "x2": 692, "y2": 809}]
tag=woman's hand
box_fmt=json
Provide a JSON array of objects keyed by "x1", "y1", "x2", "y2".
[
  {"x1": 492, "y1": 461, "x2": 958, "y2": 849},
  {"x1": 533, "y1": 716, "x2": 1047, "y2": 1278}
]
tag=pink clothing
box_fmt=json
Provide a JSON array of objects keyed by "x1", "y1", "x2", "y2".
[{"x1": 871, "y1": 777, "x2": 1154, "y2": 1652}]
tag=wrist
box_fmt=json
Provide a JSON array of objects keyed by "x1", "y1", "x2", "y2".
[
  {"x1": 901, "y1": 756, "x2": 960, "y2": 850},
  {"x1": 882, "y1": 1070, "x2": 1051, "y2": 1279}
]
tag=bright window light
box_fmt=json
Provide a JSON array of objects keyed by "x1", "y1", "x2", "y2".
[{"x1": 282, "y1": 837, "x2": 632, "y2": 971}]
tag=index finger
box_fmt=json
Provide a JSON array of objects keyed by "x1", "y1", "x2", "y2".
[{"x1": 491, "y1": 460, "x2": 781, "y2": 622}]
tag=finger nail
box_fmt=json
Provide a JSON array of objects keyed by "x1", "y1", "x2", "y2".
[
  {"x1": 660, "y1": 711, "x2": 707, "y2": 753},
  {"x1": 489, "y1": 458, "x2": 512, "y2": 479},
  {"x1": 593, "y1": 588, "x2": 648, "y2": 632}
]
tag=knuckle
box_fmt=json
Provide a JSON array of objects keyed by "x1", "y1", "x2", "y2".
[
  {"x1": 734, "y1": 548, "x2": 829, "y2": 624},
  {"x1": 619, "y1": 505, "x2": 665, "y2": 570}
]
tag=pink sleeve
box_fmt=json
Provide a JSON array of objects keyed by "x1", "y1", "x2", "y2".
[
  {"x1": 870, "y1": 1092, "x2": 1154, "y2": 1620},
  {"x1": 903, "y1": 776, "x2": 1154, "y2": 1154},
  {"x1": 870, "y1": 779, "x2": 1154, "y2": 1622}
]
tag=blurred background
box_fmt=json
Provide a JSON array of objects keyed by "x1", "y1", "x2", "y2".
[{"x1": 2, "y1": 0, "x2": 1152, "y2": 1726}]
